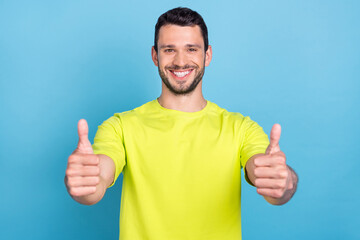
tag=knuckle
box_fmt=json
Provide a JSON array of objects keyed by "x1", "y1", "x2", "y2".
[
  {"x1": 254, "y1": 168, "x2": 260, "y2": 177},
  {"x1": 279, "y1": 151, "x2": 286, "y2": 158},
  {"x1": 65, "y1": 169, "x2": 73, "y2": 176},
  {"x1": 279, "y1": 170, "x2": 288, "y2": 178},
  {"x1": 253, "y1": 159, "x2": 258, "y2": 166},
  {"x1": 91, "y1": 155, "x2": 99, "y2": 163},
  {"x1": 276, "y1": 157, "x2": 285, "y2": 165},
  {"x1": 278, "y1": 181, "x2": 286, "y2": 189},
  {"x1": 275, "y1": 189, "x2": 284, "y2": 198},
  {"x1": 94, "y1": 177, "x2": 100, "y2": 184},
  {"x1": 85, "y1": 166, "x2": 98, "y2": 174},
  {"x1": 68, "y1": 155, "x2": 77, "y2": 164},
  {"x1": 67, "y1": 179, "x2": 74, "y2": 187},
  {"x1": 69, "y1": 188, "x2": 78, "y2": 196},
  {"x1": 253, "y1": 157, "x2": 262, "y2": 166},
  {"x1": 86, "y1": 177, "x2": 96, "y2": 185},
  {"x1": 68, "y1": 178, "x2": 79, "y2": 187}
]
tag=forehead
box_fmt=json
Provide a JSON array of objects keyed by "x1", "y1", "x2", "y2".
[{"x1": 158, "y1": 24, "x2": 204, "y2": 47}]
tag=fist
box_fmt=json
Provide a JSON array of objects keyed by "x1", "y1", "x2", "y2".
[
  {"x1": 253, "y1": 124, "x2": 292, "y2": 199},
  {"x1": 65, "y1": 119, "x2": 100, "y2": 197}
]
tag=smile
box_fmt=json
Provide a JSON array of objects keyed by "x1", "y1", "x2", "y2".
[{"x1": 169, "y1": 69, "x2": 193, "y2": 79}]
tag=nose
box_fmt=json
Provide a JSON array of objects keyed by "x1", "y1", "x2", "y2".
[{"x1": 173, "y1": 51, "x2": 187, "y2": 67}]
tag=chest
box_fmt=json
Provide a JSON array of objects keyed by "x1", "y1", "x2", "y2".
[{"x1": 121, "y1": 116, "x2": 241, "y2": 179}]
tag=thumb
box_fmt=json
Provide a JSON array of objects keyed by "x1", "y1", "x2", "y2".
[
  {"x1": 76, "y1": 119, "x2": 94, "y2": 154},
  {"x1": 266, "y1": 123, "x2": 281, "y2": 154}
]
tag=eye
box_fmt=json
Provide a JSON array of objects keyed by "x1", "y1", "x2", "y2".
[
  {"x1": 164, "y1": 49, "x2": 174, "y2": 53},
  {"x1": 188, "y1": 48, "x2": 197, "y2": 52}
]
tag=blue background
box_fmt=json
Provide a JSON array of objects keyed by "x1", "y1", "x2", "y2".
[{"x1": 1, "y1": 0, "x2": 359, "y2": 239}]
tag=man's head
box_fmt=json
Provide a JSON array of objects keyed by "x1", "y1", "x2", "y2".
[
  {"x1": 152, "y1": 7, "x2": 212, "y2": 95},
  {"x1": 154, "y1": 7, "x2": 209, "y2": 53}
]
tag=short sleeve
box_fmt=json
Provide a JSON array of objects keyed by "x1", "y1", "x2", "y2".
[
  {"x1": 239, "y1": 117, "x2": 269, "y2": 185},
  {"x1": 92, "y1": 115, "x2": 126, "y2": 187}
]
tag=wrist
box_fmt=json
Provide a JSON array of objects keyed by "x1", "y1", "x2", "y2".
[
  {"x1": 286, "y1": 165, "x2": 298, "y2": 191},
  {"x1": 264, "y1": 166, "x2": 298, "y2": 205}
]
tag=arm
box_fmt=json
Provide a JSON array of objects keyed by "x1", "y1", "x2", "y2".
[
  {"x1": 245, "y1": 124, "x2": 298, "y2": 205},
  {"x1": 64, "y1": 119, "x2": 116, "y2": 205}
]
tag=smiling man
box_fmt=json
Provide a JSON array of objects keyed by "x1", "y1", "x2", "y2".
[
  {"x1": 65, "y1": 7, "x2": 298, "y2": 240},
  {"x1": 154, "y1": 24, "x2": 210, "y2": 97}
]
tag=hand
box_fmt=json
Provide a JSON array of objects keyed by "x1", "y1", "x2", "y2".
[
  {"x1": 65, "y1": 119, "x2": 100, "y2": 197},
  {"x1": 253, "y1": 124, "x2": 293, "y2": 199}
]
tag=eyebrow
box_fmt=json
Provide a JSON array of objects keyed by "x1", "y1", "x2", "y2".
[
  {"x1": 159, "y1": 44, "x2": 202, "y2": 49},
  {"x1": 185, "y1": 44, "x2": 202, "y2": 48},
  {"x1": 159, "y1": 44, "x2": 176, "y2": 49}
]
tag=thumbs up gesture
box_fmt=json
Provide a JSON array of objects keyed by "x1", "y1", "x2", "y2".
[
  {"x1": 65, "y1": 119, "x2": 100, "y2": 198},
  {"x1": 252, "y1": 124, "x2": 295, "y2": 202}
]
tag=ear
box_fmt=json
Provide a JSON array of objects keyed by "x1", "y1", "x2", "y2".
[
  {"x1": 205, "y1": 45, "x2": 212, "y2": 67},
  {"x1": 151, "y1": 46, "x2": 159, "y2": 66}
]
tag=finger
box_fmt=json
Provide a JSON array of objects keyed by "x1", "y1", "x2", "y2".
[
  {"x1": 257, "y1": 188, "x2": 285, "y2": 199},
  {"x1": 266, "y1": 123, "x2": 281, "y2": 154},
  {"x1": 77, "y1": 119, "x2": 93, "y2": 154},
  {"x1": 69, "y1": 186, "x2": 97, "y2": 197},
  {"x1": 254, "y1": 178, "x2": 287, "y2": 189},
  {"x1": 67, "y1": 176, "x2": 100, "y2": 187},
  {"x1": 253, "y1": 154, "x2": 286, "y2": 167},
  {"x1": 253, "y1": 166, "x2": 288, "y2": 179},
  {"x1": 68, "y1": 154, "x2": 99, "y2": 166},
  {"x1": 66, "y1": 166, "x2": 100, "y2": 177}
]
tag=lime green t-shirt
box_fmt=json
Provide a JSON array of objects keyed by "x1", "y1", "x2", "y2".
[{"x1": 92, "y1": 99, "x2": 269, "y2": 240}]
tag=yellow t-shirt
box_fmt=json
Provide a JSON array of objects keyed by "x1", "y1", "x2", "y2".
[{"x1": 92, "y1": 99, "x2": 269, "y2": 240}]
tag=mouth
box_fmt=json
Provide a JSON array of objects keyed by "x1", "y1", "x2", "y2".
[{"x1": 169, "y1": 69, "x2": 193, "y2": 80}]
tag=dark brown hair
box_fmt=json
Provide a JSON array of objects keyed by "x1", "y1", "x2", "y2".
[{"x1": 154, "y1": 7, "x2": 209, "y2": 52}]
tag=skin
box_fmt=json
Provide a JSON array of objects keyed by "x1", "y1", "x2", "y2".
[
  {"x1": 245, "y1": 124, "x2": 298, "y2": 205},
  {"x1": 65, "y1": 24, "x2": 298, "y2": 206},
  {"x1": 64, "y1": 119, "x2": 115, "y2": 205},
  {"x1": 151, "y1": 24, "x2": 212, "y2": 112}
]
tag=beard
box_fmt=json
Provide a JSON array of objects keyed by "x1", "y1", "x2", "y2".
[{"x1": 158, "y1": 63, "x2": 205, "y2": 96}]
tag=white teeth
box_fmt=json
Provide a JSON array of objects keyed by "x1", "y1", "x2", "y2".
[{"x1": 173, "y1": 70, "x2": 190, "y2": 77}]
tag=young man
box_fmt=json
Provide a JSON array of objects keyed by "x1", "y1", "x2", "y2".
[{"x1": 65, "y1": 7, "x2": 298, "y2": 240}]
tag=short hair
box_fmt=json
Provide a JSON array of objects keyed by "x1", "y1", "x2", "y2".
[{"x1": 154, "y1": 7, "x2": 209, "y2": 52}]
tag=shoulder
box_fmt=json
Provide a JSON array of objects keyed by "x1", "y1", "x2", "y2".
[
  {"x1": 208, "y1": 101, "x2": 262, "y2": 129},
  {"x1": 208, "y1": 101, "x2": 245, "y2": 121},
  {"x1": 96, "y1": 101, "x2": 155, "y2": 136},
  {"x1": 104, "y1": 100, "x2": 158, "y2": 124}
]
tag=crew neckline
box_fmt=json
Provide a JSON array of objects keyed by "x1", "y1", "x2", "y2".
[{"x1": 153, "y1": 98, "x2": 211, "y2": 116}]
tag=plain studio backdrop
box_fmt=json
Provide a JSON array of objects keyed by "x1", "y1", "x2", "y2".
[{"x1": 0, "y1": 1, "x2": 359, "y2": 239}]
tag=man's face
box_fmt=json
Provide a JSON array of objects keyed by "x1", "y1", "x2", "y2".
[{"x1": 152, "y1": 24, "x2": 212, "y2": 95}]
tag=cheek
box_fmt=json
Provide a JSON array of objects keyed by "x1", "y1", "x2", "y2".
[
  {"x1": 194, "y1": 53, "x2": 206, "y2": 64},
  {"x1": 158, "y1": 56, "x2": 171, "y2": 67}
]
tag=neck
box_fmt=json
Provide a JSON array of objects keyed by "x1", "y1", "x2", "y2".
[{"x1": 157, "y1": 84, "x2": 207, "y2": 112}]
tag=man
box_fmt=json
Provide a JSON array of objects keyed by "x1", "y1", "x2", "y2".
[{"x1": 65, "y1": 7, "x2": 298, "y2": 240}]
